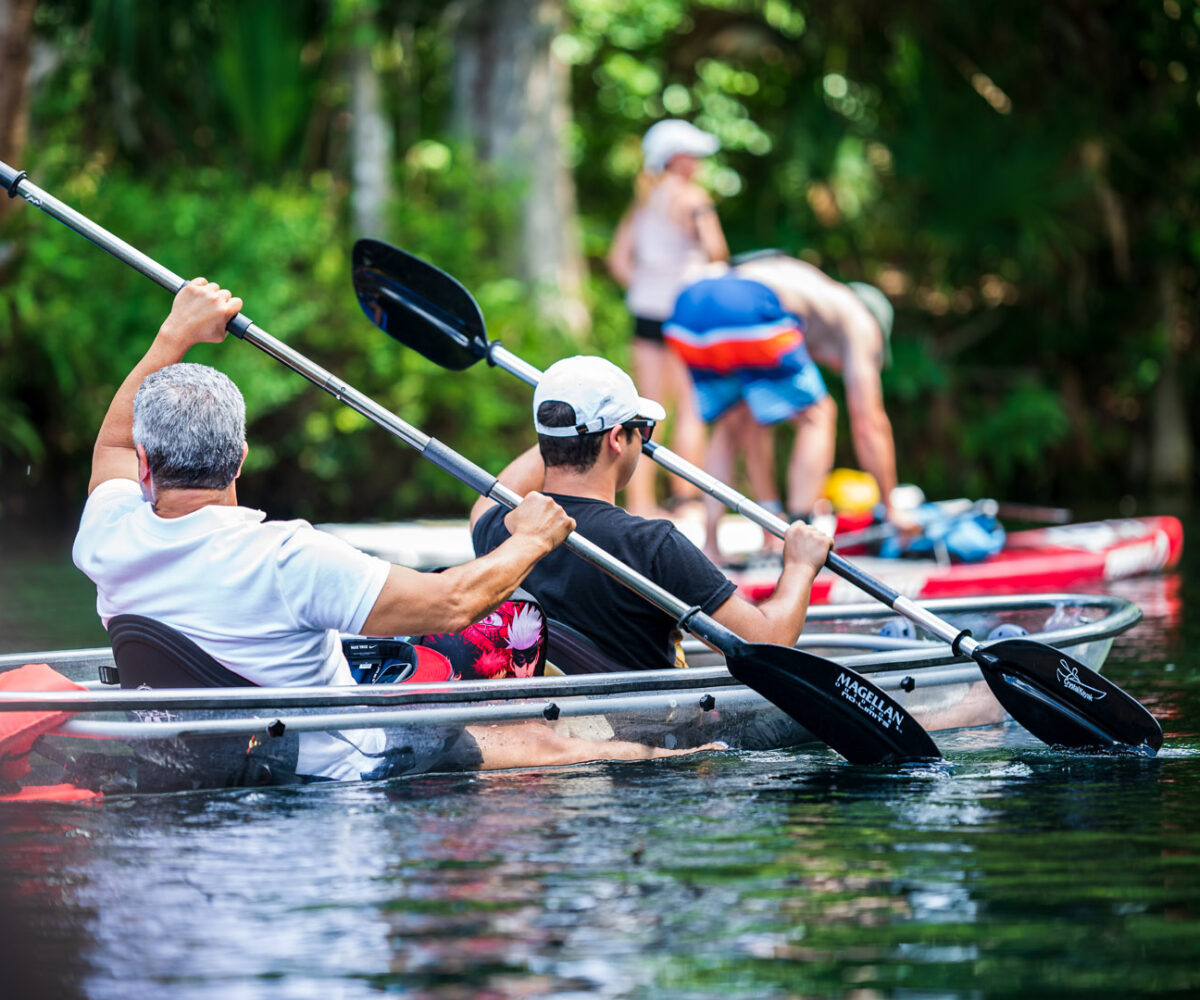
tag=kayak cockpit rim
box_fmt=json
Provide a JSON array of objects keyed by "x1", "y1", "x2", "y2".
[{"x1": 0, "y1": 592, "x2": 1141, "y2": 711}]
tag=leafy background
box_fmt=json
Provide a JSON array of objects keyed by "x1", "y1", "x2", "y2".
[{"x1": 0, "y1": 0, "x2": 1196, "y2": 525}]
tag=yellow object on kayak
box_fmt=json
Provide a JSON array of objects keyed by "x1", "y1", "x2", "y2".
[{"x1": 822, "y1": 468, "x2": 881, "y2": 513}]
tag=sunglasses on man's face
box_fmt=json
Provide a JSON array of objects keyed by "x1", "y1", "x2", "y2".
[{"x1": 622, "y1": 419, "x2": 656, "y2": 444}]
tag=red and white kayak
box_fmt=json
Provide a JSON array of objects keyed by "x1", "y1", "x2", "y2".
[
  {"x1": 731, "y1": 515, "x2": 1185, "y2": 604},
  {"x1": 318, "y1": 513, "x2": 1183, "y2": 606}
]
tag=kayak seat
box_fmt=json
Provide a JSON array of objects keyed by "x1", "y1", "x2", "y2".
[
  {"x1": 546, "y1": 619, "x2": 633, "y2": 675},
  {"x1": 106, "y1": 614, "x2": 254, "y2": 689},
  {"x1": 105, "y1": 615, "x2": 299, "y2": 791}
]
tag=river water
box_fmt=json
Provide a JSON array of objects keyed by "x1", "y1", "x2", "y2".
[{"x1": 1, "y1": 518, "x2": 1197, "y2": 999}]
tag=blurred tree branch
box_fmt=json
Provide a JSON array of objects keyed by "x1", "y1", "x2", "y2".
[{"x1": 0, "y1": 0, "x2": 35, "y2": 224}]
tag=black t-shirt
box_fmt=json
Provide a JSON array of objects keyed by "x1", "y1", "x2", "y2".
[{"x1": 472, "y1": 494, "x2": 737, "y2": 672}]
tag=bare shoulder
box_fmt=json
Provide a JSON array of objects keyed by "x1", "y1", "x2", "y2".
[{"x1": 677, "y1": 179, "x2": 713, "y2": 210}]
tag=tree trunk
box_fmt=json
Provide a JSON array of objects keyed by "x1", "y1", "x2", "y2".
[
  {"x1": 450, "y1": 0, "x2": 589, "y2": 334},
  {"x1": 349, "y1": 23, "x2": 394, "y2": 237},
  {"x1": 1148, "y1": 266, "x2": 1194, "y2": 496},
  {"x1": 0, "y1": 0, "x2": 36, "y2": 224}
]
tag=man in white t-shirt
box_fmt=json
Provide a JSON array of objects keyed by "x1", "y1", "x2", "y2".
[{"x1": 74, "y1": 278, "x2": 703, "y2": 780}]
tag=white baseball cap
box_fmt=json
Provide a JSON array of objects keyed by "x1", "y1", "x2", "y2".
[
  {"x1": 642, "y1": 119, "x2": 720, "y2": 173},
  {"x1": 533, "y1": 356, "x2": 666, "y2": 437}
]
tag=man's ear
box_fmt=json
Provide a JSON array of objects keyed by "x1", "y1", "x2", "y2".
[
  {"x1": 607, "y1": 425, "x2": 627, "y2": 454},
  {"x1": 135, "y1": 443, "x2": 151, "y2": 485},
  {"x1": 234, "y1": 441, "x2": 249, "y2": 480}
]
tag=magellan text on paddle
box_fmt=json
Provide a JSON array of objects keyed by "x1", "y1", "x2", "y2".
[{"x1": 836, "y1": 671, "x2": 905, "y2": 733}]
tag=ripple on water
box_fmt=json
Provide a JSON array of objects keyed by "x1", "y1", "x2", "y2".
[{"x1": 2, "y1": 522, "x2": 1200, "y2": 997}]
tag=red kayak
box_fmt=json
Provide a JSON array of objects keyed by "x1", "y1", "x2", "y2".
[{"x1": 731, "y1": 515, "x2": 1185, "y2": 604}]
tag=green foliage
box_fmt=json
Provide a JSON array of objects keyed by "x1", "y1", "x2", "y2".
[
  {"x1": 0, "y1": 149, "x2": 622, "y2": 522},
  {"x1": 2, "y1": 0, "x2": 1196, "y2": 525},
  {"x1": 959, "y1": 379, "x2": 1072, "y2": 499},
  {"x1": 210, "y1": 2, "x2": 319, "y2": 174},
  {"x1": 565, "y1": 0, "x2": 1199, "y2": 501},
  {"x1": 30, "y1": 0, "x2": 329, "y2": 173}
]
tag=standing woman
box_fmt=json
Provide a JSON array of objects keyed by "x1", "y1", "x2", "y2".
[{"x1": 608, "y1": 120, "x2": 729, "y2": 517}]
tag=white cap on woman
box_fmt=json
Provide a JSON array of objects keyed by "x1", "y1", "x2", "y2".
[{"x1": 642, "y1": 120, "x2": 720, "y2": 173}]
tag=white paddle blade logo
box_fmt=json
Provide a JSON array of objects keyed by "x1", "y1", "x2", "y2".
[
  {"x1": 1056, "y1": 660, "x2": 1107, "y2": 702},
  {"x1": 836, "y1": 671, "x2": 905, "y2": 733}
]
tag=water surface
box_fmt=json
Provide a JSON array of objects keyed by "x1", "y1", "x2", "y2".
[{"x1": 1, "y1": 517, "x2": 1196, "y2": 999}]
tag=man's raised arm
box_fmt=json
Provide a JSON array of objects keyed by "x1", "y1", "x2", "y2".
[{"x1": 88, "y1": 278, "x2": 243, "y2": 493}]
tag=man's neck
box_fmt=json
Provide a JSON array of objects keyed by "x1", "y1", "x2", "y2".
[
  {"x1": 542, "y1": 468, "x2": 617, "y2": 505},
  {"x1": 150, "y1": 485, "x2": 238, "y2": 519}
]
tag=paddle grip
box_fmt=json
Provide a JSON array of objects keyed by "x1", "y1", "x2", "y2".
[
  {"x1": 226, "y1": 313, "x2": 255, "y2": 339},
  {"x1": 421, "y1": 438, "x2": 498, "y2": 497}
]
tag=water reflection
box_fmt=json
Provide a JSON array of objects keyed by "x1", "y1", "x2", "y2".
[
  {"x1": 0, "y1": 732, "x2": 1198, "y2": 998},
  {"x1": 0, "y1": 806, "x2": 97, "y2": 999},
  {"x1": 637, "y1": 744, "x2": 1197, "y2": 997},
  {"x1": 0, "y1": 520, "x2": 1198, "y2": 997}
]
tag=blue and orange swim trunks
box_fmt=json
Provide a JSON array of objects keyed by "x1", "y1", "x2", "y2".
[{"x1": 664, "y1": 275, "x2": 828, "y2": 424}]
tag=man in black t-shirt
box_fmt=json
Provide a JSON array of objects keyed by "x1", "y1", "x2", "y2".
[{"x1": 470, "y1": 356, "x2": 833, "y2": 672}]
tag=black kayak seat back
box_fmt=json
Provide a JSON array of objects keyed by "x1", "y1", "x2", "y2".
[
  {"x1": 103, "y1": 615, "x2": 301, "y2": 793},
  {"x1": 106, "y1": 614, "x2": 256, "y2": 689},
  {"x1": 546, "y1": 618, "x2": 634, "y2": 675}
]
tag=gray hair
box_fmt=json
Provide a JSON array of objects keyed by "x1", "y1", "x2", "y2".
[{"x1": 133, "y1": 363, "x2": 246, "y2": 489}]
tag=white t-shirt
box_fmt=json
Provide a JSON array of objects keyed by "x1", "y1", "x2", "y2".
[{"x1": 72, "y1": 479, "x2": 392, "y2": 781}]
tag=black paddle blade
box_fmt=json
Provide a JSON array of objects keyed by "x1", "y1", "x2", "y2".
[
  {"x1": 974, "y1": 638, "x2": 1163, "y2": 752},
  {"x1": 351, "y1": 239, "x2": 486, "y2": 370},
  {"x1": 724, "y1": 641, "x2": 942, "y2": 764}
]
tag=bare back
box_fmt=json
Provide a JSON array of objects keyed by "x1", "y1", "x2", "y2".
[{"x1": 735, "y1": 257, "x2": 884, "y2": 372}]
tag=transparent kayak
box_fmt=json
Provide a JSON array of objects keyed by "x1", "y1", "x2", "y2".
[{"x1": 0, "y1": 593, "x2": 1141, "y2": 796}]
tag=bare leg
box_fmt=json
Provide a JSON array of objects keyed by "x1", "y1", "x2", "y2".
[
  {"x1": 660, "y1": 347, "x2": 705, "y2": 504},
  {"x1": 785, "y1": 395, "x2": 838, "y2": 518},
  {"x1": 626, "y1": 339, "x2": 669, "y2": 517},
  {"x1": 467, "y1": 722, "x2": 725, "y2": 769},
  {"x1": 703, "y1": 406, "x2": 743, "y2": 561},
  {"x1": 745, "y1": 419, "x2": 780, "y2": 506},
  {"x1": 745, "y1": 418, "x2": 784, "y2": 553}
]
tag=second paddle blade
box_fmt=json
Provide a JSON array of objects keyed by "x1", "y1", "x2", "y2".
[
  {"x1": 975, "y1": 638, "x2": 1163, "y2": 752},
  {"x1": 352, "y1": 239, "x2": 485, "y2": 370},
  {"x1": 725, "y1": 641, "x2": 942, "y2": 764}
]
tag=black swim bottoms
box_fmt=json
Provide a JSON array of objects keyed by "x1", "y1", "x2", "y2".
[{"x1": 633, "y1": 315, "x2": 665, "y2": 343}]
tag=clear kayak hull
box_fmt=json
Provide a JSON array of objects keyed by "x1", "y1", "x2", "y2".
[{"x1": 0, "y1": 593, "x2": 1142, "y2": 796}]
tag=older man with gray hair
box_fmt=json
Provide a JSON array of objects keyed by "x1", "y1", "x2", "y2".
[
  {"x1": 74, "y1": 279, "x2": 706, "y2": 781},
  {"x1": 133, "y1": 362, "x2": 248, "y2": 492}
]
